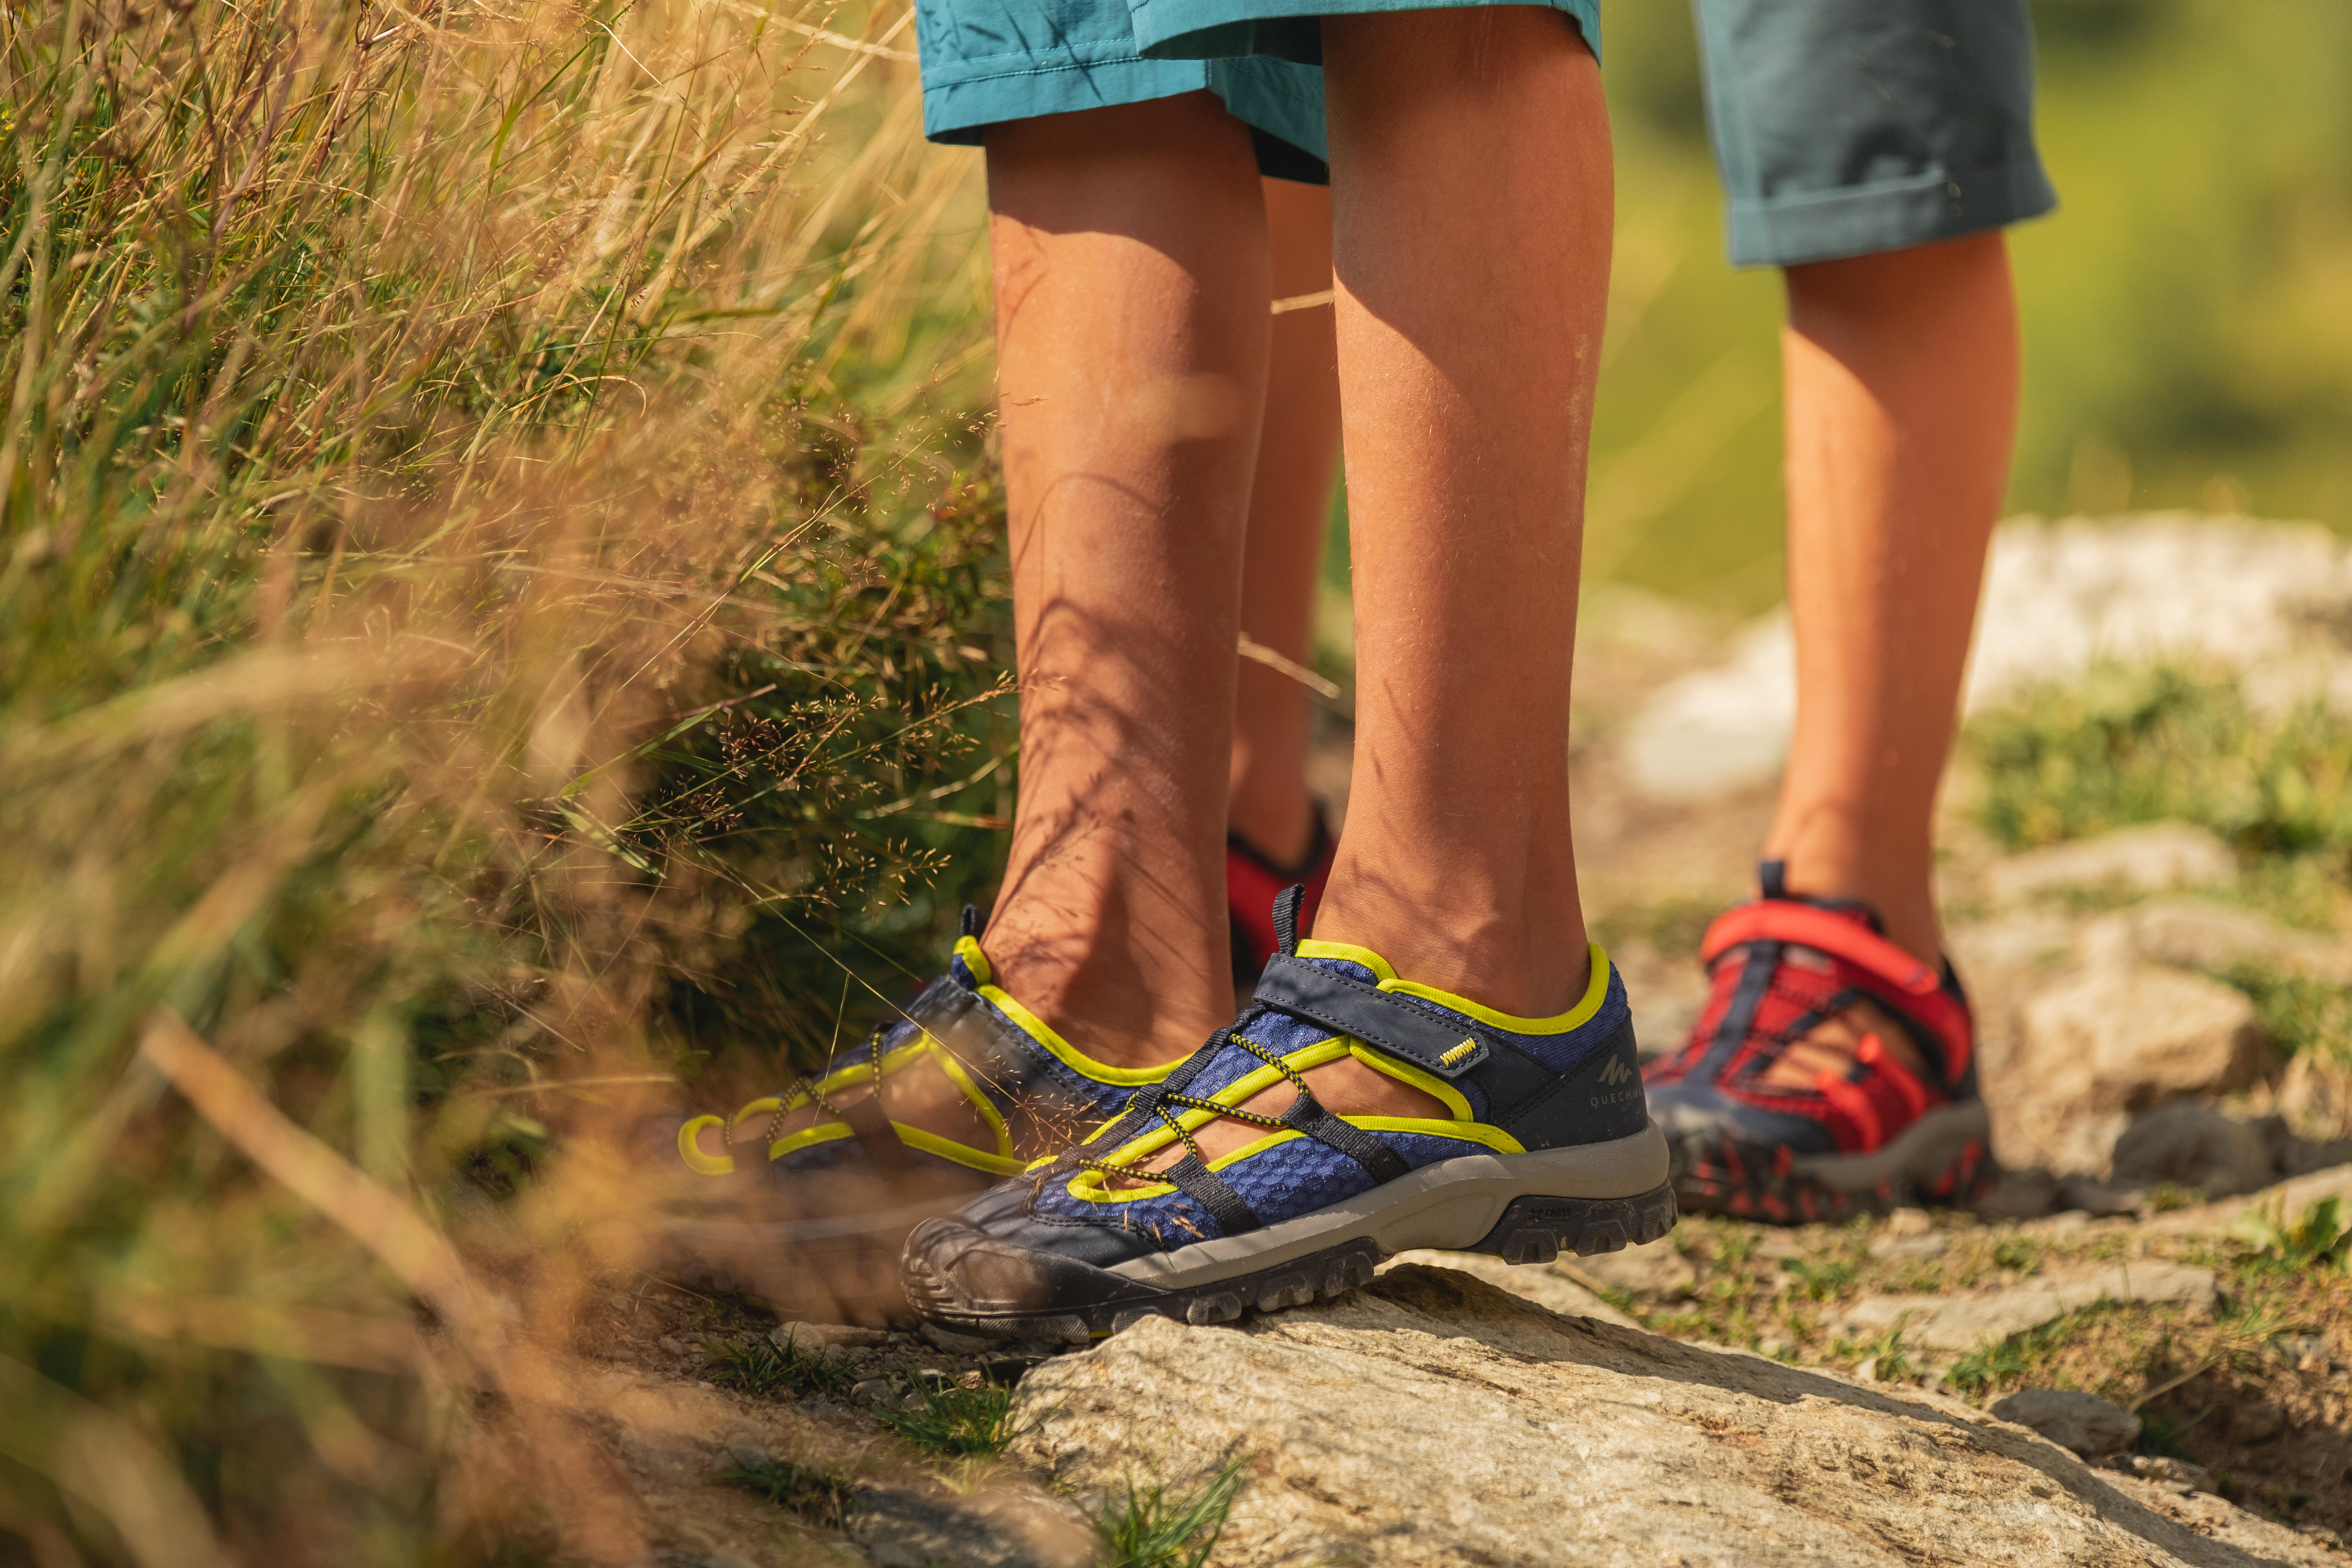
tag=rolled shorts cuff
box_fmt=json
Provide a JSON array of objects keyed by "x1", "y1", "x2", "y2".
[
  {"x1": 1127, "y1": 0, "x2": 1597, "y2": 66},
  {"x1": 921, "y1": 44, "x2": 1329, "y2": 179},
  {"x1": 1725, "y1": 148, "x2": 2057, "y2": 269}
]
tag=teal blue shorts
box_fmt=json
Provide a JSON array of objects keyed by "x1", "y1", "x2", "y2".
[
  {"x1": 913, "y1": 0, "x2": 1599, "y2": 183},
  {"x1": 915, "y1": 0, "x2": 2054, "y2": 267}
]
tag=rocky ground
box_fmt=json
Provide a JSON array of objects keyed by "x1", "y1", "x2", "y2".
[{"x1": 536, "y1": 518, "x2": 2352, "y2": 1565}]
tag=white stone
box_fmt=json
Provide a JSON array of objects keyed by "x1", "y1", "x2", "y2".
[
  {"x1": 1985, "y1": 823, "x2": 2238, "y2": 903},
  {"x1": 1837, "y1": 1264, "x2": 2217, "y2": 1354},
  {"x1": 2097, "y1": 896, "x2": 2352, "y2": 983},
  {"x1": 1618, "y1": 516, "x2": 2352, "y2": 803},
  {"x1": 1618, "y1": 608, "x2": 1796, "y2": 799}
]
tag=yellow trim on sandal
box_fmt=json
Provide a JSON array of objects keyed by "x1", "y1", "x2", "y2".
[
  {"x1": 1092, "y1": 1038, "x2": 1353, "y2": 1167},
  {"x1": 955, "y1": 934, "x2": 1176, "y2": 1088},
  {"x1": 1291, "y1": 939, "x2": 1398, "y2": 981},
  {"x1": 1348, "y1": 1041, "x2": 1475, "y2": 1122},
  {"x1": 977, "y1": 986, "x2": 1170, "y2": 1087},
  {"x1": 678, "y1": 1115, "x2": 735, "y2": 1175},
  {"x1": 1348, "y1": 1114, "x2": 1525, "y2": 1155},
  {"x1": 897, "y1": 1124, "x2": 1024, "y2": 1176},
  {"x1": 923, "y1": 1036, "x2": 1017, "y2": 1160},
  {"x1": 677, "y1": 950, "x2": 1143, "y2": 1177},
  {"x1": 1293, "y1": 938, "x2": 1614, "y2": 1034},
  {"x1": 1057, "y1": 1115, "x2": 1521, "y2": 1205},
  {"x1": 765, "y1": 1121, "x2": 854, "y2": 1161}
]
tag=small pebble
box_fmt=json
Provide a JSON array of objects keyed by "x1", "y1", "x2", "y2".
[
  {"x1": 851, "y1": 1377, "x2": 895, "y2": 1405},
  {"x1": 658, "y1": 1336, "x2": 687, "y2": 1355},
  {"x1": 607, "y1": 1291, "x2": 632, "y2": 1312}
]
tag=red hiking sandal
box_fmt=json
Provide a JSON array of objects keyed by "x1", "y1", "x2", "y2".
[{"x1": 1641, "y1": 862, "x2": 1991, "y2": 1222}]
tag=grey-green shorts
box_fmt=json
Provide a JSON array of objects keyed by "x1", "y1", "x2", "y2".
[
  {"x1": 1694, "y1": 0, "x2": 2057, "y2": 266},
  {"x1": 913, "y1": 0, "x2": 1597, "y2": 182}
]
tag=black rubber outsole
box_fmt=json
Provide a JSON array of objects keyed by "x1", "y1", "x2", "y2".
[
  {"x1": 917, "y1": 1180, "x2": 1680, "y2": 1344},
  {"x1": 1666, "y1": 1128, "x2": 1993, "y2": 1224}
]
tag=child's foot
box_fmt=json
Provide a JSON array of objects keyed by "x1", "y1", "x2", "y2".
[
  {"x1": 1642, "y1": 862, "x2": 1991, "y2": 1223},
  {"x1": 648, "y1": 913, "x2": 1170, "y2": 1322},
  {"x1": 1226, "y1": 807, "x2": 1336, "y2": 990},
  {"x1": 898, "y1": 891, "x2": 1674, "y2": 1342}
]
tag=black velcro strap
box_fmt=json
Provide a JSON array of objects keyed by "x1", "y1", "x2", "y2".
[
  {"x1": 1253, "y1": 953, "x2": 1492, "y2": 1079},
  {"x1": 838, "y1": 1093, "x2": 913, "y2": 1173},
  {"x1": 1162, "y1": 1155, "x2": 1261, "y2": 1236},
  {"x1": 1281, "y1": 1093, "x2": 1410, "y2": 1183}
]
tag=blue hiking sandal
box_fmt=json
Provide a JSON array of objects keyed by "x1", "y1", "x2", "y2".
[
  {"x1": 650, "y1": 909, "x2": 1169, "y2": 1319},
  {"x1": 899, "y1": 890, "x2": 1676, "y2": 1342}
]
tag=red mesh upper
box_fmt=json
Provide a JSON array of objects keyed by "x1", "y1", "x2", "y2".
[{"x1": 1644, "y1": 899, "x2": 1974, "y2": 1157}]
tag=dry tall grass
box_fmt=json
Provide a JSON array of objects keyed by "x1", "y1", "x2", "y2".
[{"x1": 0, "y1": 2, "x2": 1006, "y2": 1559}]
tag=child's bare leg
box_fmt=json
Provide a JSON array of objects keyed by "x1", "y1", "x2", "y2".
[
  {"x1": 1115, "y1": 10, "x2": 1617, "y2": 1172},
  {"x1": 1313, "y1": 7, "x2": 1611, "y2": 1019},
  {"x1": 978, "y1": 94, "x2": 1273, "y2": 1069},
  {"x1": 1230, "y1": 179, "x2": 1341, "y2": 867},
  {"x1": 746, "y1": 94, "x2": 1273, "y2": 1165},
  {"x1": 1763, "y1": 232, "x2": 2019, "y2": 970}
]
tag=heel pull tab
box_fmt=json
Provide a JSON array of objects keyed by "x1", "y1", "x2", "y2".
[
  {"x1": 1758, "y1": 860, "x2": 1789, "y2": 901},
  {"x1": 960, "y1": 904, "x2": 984, "y2": 939},
  {"x1": 1271, "y1": 884, "x2": 1306, "y2": 958}
]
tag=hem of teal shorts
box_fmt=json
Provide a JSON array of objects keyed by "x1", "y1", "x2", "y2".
[
  {"x1": 1129, "y1": 0, "x2": 1596, "y2": 66},
  {"x1": 921, "y1": 48, "x2": 1328, "y2": 180},
  {"x1": 1725, "y1": 150, "x2": 2057, "y2": 269}
]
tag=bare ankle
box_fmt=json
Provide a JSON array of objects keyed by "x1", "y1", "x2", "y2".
[
  {"x1": 1311, "y1": 883, "x2": 1592, "y2": 1019},
  {"x1": 979, "y1": 915, "x2": 1226, "y2": 1068}
]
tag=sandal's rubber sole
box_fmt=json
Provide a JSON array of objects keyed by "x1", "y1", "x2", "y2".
[
  {"x1": 1667, "y1": 1099, "x2": 1994, "y2": 1223},
  {"x1": 902, "y1": 1133, "x2": 1679, "y2": 1343}
]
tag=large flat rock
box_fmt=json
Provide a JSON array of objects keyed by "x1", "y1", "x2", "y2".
[{"x1": 1011, "y1": 1265, "x2": 2332, "y2": 1568}]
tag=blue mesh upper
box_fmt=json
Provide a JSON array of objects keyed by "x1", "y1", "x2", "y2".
[
  {"x1": 1029, "y1": 952, "x2": 1635, "y2": 1242},
  {"x1": 1030, "y1": 1127, "x2": 1500, "y2": 1236}
]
